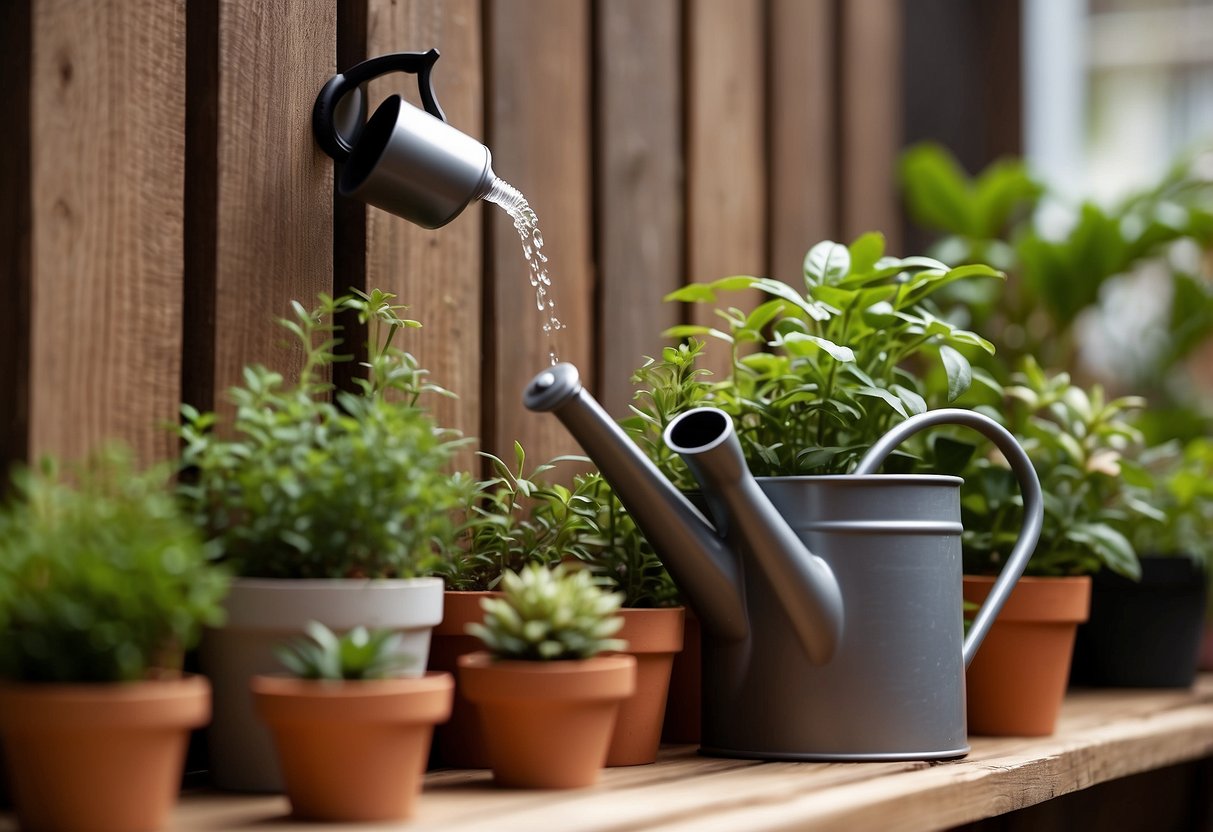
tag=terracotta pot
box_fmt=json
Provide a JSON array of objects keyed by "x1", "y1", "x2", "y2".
[
  {"x1": 458, "y1": 651, "x2": 636, "y2": 788},
  {"x1": 0, "y1": 674, "x2": 210, "y2": 832},
  {"x1": 428, "y1": 590, "x2": 500, "y2": 768},
  {"x1": 252, "y1": 671, "x2": 453, "y2": 821},
  {"x1": 607, "y1": 606, "x2": 684, "y2": 766},
  {"x1": 200, "y1": 576, "x2": 443, "y2": 791},
  {"x1": 662, "y1": 609, "x2": 701, "y2": 744},
  {"x1": 963, "y1": 575, "x2": 1091, "y2": 737}
]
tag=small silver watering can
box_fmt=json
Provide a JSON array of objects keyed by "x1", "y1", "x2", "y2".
[
  {"x1": 313, "y1": 49, "x2": 499, "y2": 228},
  {"x1": 526, "y1": 364, "x2": 1042, "y2": 760}
]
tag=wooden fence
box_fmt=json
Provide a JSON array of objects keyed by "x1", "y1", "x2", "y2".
[{"x1": 2, "y1": 0, "x2": 935, "y2": 476}]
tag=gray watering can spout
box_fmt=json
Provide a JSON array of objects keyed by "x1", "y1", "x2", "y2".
[
  {"x1": 524, "y1": 365, "x2": 844, "y2": 664},
  {"x1": 664, "y1": 408, "x2": 844, "y2": 665},
  {"x1": 523, "y1": 364, "x2": 749, "y2": 641}
]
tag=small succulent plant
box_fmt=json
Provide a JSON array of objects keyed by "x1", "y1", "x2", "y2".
[
  {"x1": 467, "y1": 563, "x2": 627, "y2": 661},
  {"x1": 275, "y1": 620, "x2": 415, "y2": 681}
]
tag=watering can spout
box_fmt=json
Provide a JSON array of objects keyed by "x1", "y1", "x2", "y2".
[
  {"x1": 665, "y1": 409, "x2": 844, "y2": 665},
  {"x1": 523, "y1": 365, "x2": 748, "y2": 642}
]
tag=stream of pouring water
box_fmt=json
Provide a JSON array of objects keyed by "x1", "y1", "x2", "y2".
[{"x1": 484, "y1": 177, "x2": 565, "y2": 366}]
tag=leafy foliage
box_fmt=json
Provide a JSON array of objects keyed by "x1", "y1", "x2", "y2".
[
  {"x1": 0, "y1": 448, "x2": 229, "y2": 683},
  {"x1": 958, "y1": 358, "x2": 1153, "y2": 579},
  {"x1": 467, "y1": 563, "x2": 626, "y2": 661},
  {"x1": 275, "y1": 621, "x2": 414, "y2": 681},
  {"x1": 439, "y1": 444, "x2": 597, "y2": 591},
  {"x1": 631, "y1": 234, "x2": 1003, "y2": 476},
  {"x1": 177, "y1": 290, "x2": 468, "y2": 579},
  {"x1": 566, "y1": 473, "x2": 680, "y2": 609},
  {"x1": 1129, "y1": 438, "x2": 1213, "y2": 568}
]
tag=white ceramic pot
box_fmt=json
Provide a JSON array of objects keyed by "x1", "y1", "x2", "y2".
[{"x1": 200, "y1": 577, "x2": 444, "y2": 792}]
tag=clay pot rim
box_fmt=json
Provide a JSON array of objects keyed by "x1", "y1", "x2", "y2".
[
  {"x1": 252, "y1": 671, "x2": 453, "y2": 723},
  {"x1": 0, "y1": 673, "x2": 211, "y2": 731},
  {"x1": 436, "y1": 590, "x2": 503, "y2": 636},
  {"x1": 964, "y1": 574, "x2": 1092, "y2": 623},
  {"x1": 458, "y1": 651, "x2": 636, "y2": 701},
  {"x1": 615, "y1": 606, "x2": 686, "y2": 653}
]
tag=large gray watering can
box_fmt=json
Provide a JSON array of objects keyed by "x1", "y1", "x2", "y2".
[{"x1": 525, "y1": 364, "x2": 1043, "y2": 761}]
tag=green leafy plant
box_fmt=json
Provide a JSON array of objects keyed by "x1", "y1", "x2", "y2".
[
  {"x1": 439, "y1": 443, "x2": 597, "y2": 591},
  {"x1": 958, "y1": 358, "x2": 1153, "y2": 579},
  {"x1": 900, "y1": 142, "x2": 1213, "y2": 388},
  {"x1": 1129, "y1": 438, "x2": 1213, "y2": 568},
  {"x1": 0, "y1": 448, "x2": 229, "y2": 683},
  {"x1": 274, "y1": 621, "x2": 414, "y2": 681},
  {"x1": 467, "y1": 563, "x2": 626, "y2": 660},
  {"x1": 177, "y1": 290, "x2": 468, "y2": 579},
  {"x1": 565, "y1": 472, "x2": 680, "y2": 609},
  {"x1": 626, "y1": 234, "x2": 1003, "y2": 476}
]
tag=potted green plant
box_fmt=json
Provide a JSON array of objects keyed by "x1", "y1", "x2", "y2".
[
  {"x1": 178, "y1": 289, "x2": 467, "y2": 791},
  {"x1": 957, "y1": 358, "x2": 1152, "y2": 735},
  {"x1": 563, "y1": 471, "x2": 684, "y2": 766},
  {"x1": 457, "y1": 563, "x2": 636, "y2": 788},
  {"x1": 252, "y1": 621, "x2": 453, "y2": 821},
  {"x1": 1070, "y1": 437, "x2": 1212, "y2": 688},
  {"x1": 429, "y1": 444, "x2": 593, "y2": 768},
  {"x1": 0, "y1": 449, "x2": 228, "y2": 832}
]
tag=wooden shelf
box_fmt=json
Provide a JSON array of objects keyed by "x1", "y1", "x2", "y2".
[{"x1": 10, "y1": 677, "x2": 1213, "y2": 831}]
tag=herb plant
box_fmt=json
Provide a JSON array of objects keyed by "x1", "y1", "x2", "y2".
[
  {"x1": 630, "y1": 234, "x2": 1003, "y2": 476},
  {"x1": 275, "y1": 621, "x2": 414, "y2": 681},
  {"x1": 439, "y1": 443, "x2": 597, "y2": 591},
  {"x1": 467, "y1": 563, "x2": 626, "y2": 661},
  {"x1": 1128, "y1": 438, "x2": 1213, "y2": 568},
  {"x1": 177, "y1": 290, "x2": 467, "y2": 579},
  {"x1": 958, "y1": 358, "x2": 1152, "y2": 579},
  {"x1": 0, "y1": 448, "x2": 229, "y2": 683}
]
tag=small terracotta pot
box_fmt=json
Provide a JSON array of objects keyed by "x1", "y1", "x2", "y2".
[
  {"x1": 458, "y1": 651, "x2": 636, "y2": 788},
  {"x1": 607, "y1": 606, "x2": 684, "y2": 766},
  {"x1": 0, "y1": 674, "x2": 210, "y2": 832},
  {"x1": 252, "y1": 671, "x2": 453, "y2": 821},
  {"x1": 662, "y1": 609, "x2": 701, "y2": 744},
  {"x1": 963, "y1": 575, "x2": 1091, "y2": 737},
  {"x1": 428, "y1": 590, "x2": 500, "y2": 768}
]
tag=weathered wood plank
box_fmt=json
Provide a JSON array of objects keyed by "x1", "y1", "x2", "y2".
[
  {"x1": 839, "y1": 0, "x2": 903, "y2": 250},
  {"x1": 768, "y1": 0, "x2": 836, "y2": 285},
  {"x1": 364, "y1": 0, "x2": 482, "y2": 470},
  {"x1": 684, "y1": 0, "x2": 766, "y2": 379},
  {"x1": 27, "y1": 0, "x2": 186, "y2": 464},
  {"x1": 0, "y1": 0, "x2": 32, "y2": 473},
  {"x1": 211, "y1": 0, "x2": 334, "y2": 416},
  {"x1": 161, "y1": 677, "x2": 1213, "y2": 832},
  {"x1": 486, "y1": 0, "x2": 593, "y2": 464},
  {"x1": 595, "y1": 0, "x2": 684, "y2": 418}
]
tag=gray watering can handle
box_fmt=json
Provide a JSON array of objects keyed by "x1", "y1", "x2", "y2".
[{"x1": 853, "y1": 408, "x2": 1043, "y2": 667}]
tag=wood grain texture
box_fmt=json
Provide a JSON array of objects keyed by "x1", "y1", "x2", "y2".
[
  {"x1": 142, "y1": 677, "x2": 1213, "y2": 831},
  {"x1": 595, "y1": 0, "x2": 684, "y2": 418},
  {"x1": 27, "y1": 0, "x2": 186, "y2": 464},
  {"x1": 486, "y1": 0, "x2": 593, "y2": 464},
  {"x1": 0, "y1": 0, "x2": 31, "y2": 472},
  {"x1": 684, "y1": 0, "x2": 766, "y2": 379},
  {"x1": 365, "y1": 0, "x2": 482, "y2": 470},
  {"x1": 768, "y1": 0, "x2": 836, "y2": 285},
  {"x1": 212, "y1": 0, "x2": 334, "y2": 417},
  {"x1": 840, "y1": 0, "x2": 902, "y2": 250}
]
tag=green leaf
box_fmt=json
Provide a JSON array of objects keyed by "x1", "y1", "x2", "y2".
[
  {"x1": 803, "y1": 241, "x2": 851, "y2": 286},
  {"x1": 848, "y1": 232, "x2": 885, "y2": 274},
  {"x1": 939, "y1": 345, "x2": 972, "y2": 401},
  {"x1": 898, "y1": 143, "x2": 976, "y2": 235}
]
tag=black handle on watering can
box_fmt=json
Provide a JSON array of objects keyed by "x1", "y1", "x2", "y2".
[
  {"x1": 312, "y1": 48, "x2": 446, "y2": 162},
  {"x1": 852, "y1": 408, "x2": 1044, "y2": 668}
]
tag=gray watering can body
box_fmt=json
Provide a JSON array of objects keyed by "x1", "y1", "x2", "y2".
[{"x1": 525, "y1": 364, "x2": 1043, "y2": 760}]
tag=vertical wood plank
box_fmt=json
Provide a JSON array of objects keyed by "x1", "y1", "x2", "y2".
[
  {"x1": 685, "y1": 0, "x2": 766, "y2": 377},
  {"x1": 212, "y1": 1, "x2": 334, "y2": 415},
  {"x1": 27, "y1": 0, "x2": 186, "y2": 464},
  {"x1": 840, "y1": 0, "x2": 902, "y2": 250},
  {"x1": 768, "y1": 0, "x2": 837, "y2": 284},
  {"x1": 487, "y1": 0, "x2": 593, "y2": 464},
  {"x1": 596, "y1": 0, "x2": 684, "y2": 418},
  {"x1": 0, "y1": 0, "x2": 31, "y2": 473},
  {"x1": 365, "y1": 0, "x2": 483, "y2": 469}
]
